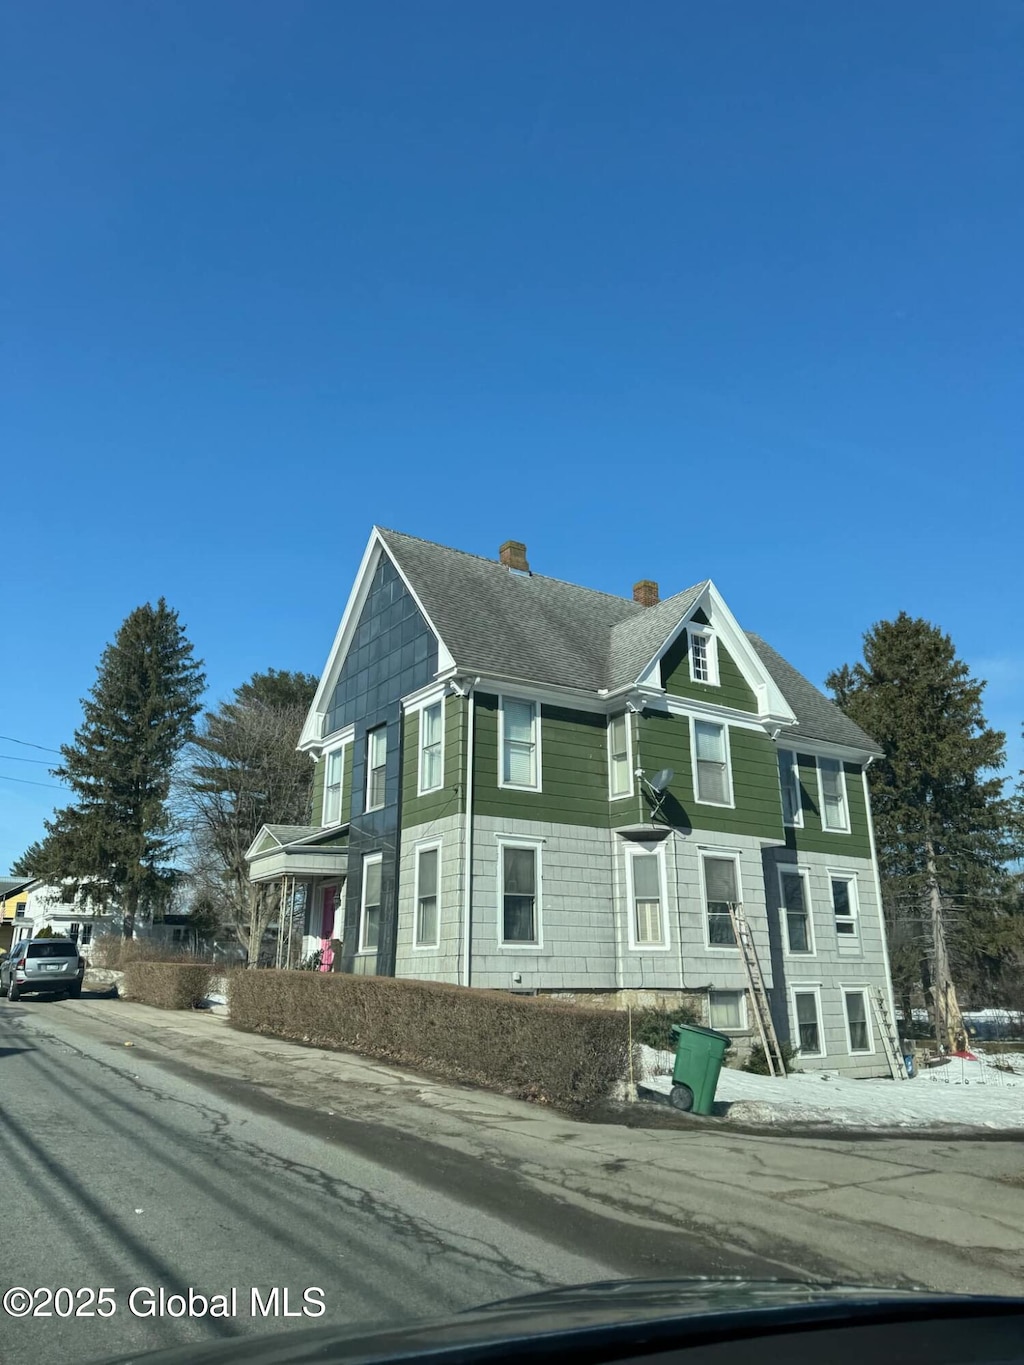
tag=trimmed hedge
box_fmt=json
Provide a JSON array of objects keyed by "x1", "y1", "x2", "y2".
[
  {"x1": 228, "y1": 971, "x2": 634, "y2": 1111},
  {"x1": 123, "y1": 961, "x2": 216, "y2": 1010}
]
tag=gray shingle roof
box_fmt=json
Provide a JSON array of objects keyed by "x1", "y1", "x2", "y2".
[
  {"x1": 378, "y1": 529, "x2": 655, "y2": 691},
  {"x1": 746, "y1": 634, "x2": 883, "y2": 755},
  {"x1": 375, "y1": 529, "x2": 880, "y2": 754},
  {"x1": 0, "y1": 877, "x2": 32, "y2": 897},
  {"x1": 263, "y1": 825, "x2": 321, "y2": 846},
  {"x1": 607, "y1": 584, "x2": 709, "y2": 690}
]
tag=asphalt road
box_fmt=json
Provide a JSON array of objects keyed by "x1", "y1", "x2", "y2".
[{"x1": 0, "y1": 992, "x2": 776, "y2": 1365}]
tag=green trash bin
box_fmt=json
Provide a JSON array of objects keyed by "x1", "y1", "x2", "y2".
[{"x1": 669, "y1": 1022, "x2": 731, "y2": 1115}]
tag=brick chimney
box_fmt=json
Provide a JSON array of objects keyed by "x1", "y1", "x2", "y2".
[
  {"x1": 633, "y1": 580, "x2": 659, "y2": 608},
  {"x1": 499, "y1": 540, "x2": 530, "y2": 573}
]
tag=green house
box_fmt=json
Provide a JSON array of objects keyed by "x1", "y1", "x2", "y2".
[{"x1": 246, "y1": 528, "x2": 897, "y2": 1078}]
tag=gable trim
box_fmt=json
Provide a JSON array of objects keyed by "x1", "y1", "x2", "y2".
[{"x1": 635, "y1": 582, "x2": 796, "y2": 726}]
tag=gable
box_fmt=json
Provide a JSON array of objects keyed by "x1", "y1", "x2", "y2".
[
  {"x1": 639, "y1": 583, "x2": 795, "y2": 724},
  {"x1": 321, "y1": 553, "x2": 438, "y2": 737},
  {"x1": 661, "y1": 627, "x2": 759, "y2": 712}
]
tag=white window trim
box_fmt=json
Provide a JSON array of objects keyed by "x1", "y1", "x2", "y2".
[
  {"x1": 841, "y1": 985, "x2": 876, "y2": 1055},
  {"x1": 321, "y1": 743, "x2": 348, "y2": 827},
  {"x1": 690, "y1": 718, "x2": 735, "y2": 808},
  {"x1": 708, "y1": 989, "x2": 749, "y2": 1032},
  {"x1": 816, "y1": 756, "x2": 851, "y2": 833},
  {"x1": 497, "y1": 695, "x2": 543, "y2": 793},
  {"x1": 412, "y1": 838, "x2": 442, "y2": 951},
  {"x1": 778, "y1": 748, "x2": 804, "y2": 828},
  {"x1": 417, "y1": 698, "x2": 445, "y2": 797},
  {"x1": 365, "y1": 726, "x2": 387, "y2": 812},
  {"x1": 495, "y1": 835, "x2": 544, "y2": 950},
  {"x1": 607, "y1": 711, "x2": 634, "y2": 801},
  {"x1": 789, "y1": 985, "x2": 826, "y2": 1059},
  {"x1": 698, "y1": 848, "x2": 743, "y2": 952},
  {"x1": 778, "y1": 865, "x2": 816, "y2": 958},
  {"x1": 623, "y1": 843, "x2": 671, "y2": 952},
  {"x1": 688, "y1": 628, "x2": 720, "y2": 686},
  {"x1": 358, "y1": 852, "x2": 383, "y2": 955},
  {"x1": 828, "y1": 869, "x2": 860, "y2": 940}
]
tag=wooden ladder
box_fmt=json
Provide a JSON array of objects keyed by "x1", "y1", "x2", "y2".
[
  {"x1": 871, "y1": 987, "x2": 909, "y2": 1080},
  {"x1": 727, "y1": 901, "x2": 787, "y2": 1079}
]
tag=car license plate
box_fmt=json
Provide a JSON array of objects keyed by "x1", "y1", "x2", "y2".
[{"x1": 44, "y1": 963, "x2": 64, "y2": 972}]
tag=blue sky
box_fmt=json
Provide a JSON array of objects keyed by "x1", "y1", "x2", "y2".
[{"x1": 2, "y1": 1, "x2": 1022, "y2": 872}]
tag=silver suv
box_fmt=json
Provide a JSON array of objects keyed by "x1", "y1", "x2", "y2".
[{"x1": 1, "y1": 938, "x2": 85, "y2": 1001}]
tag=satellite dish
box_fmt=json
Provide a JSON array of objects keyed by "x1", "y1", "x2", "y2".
[{"x1": 648, "y1": 768, "x2": 674, "y2": 794}]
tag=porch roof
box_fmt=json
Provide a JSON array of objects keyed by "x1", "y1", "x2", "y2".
[{"x1": 245, "y1": 823, "x2": 349, "y2": 884}]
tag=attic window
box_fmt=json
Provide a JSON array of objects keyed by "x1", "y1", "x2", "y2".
[{"x1": 688, "y1": 630, "x2": 719, "y2": 686}]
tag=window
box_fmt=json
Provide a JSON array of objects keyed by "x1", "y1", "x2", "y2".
[
  {"x1": 414, "y1": 844, "x2": 440, "y2": 949},
  {"x1": 171, "y1": 928, "x2": 184, "y2": 943},
  {"x1": 692, "y1": 720, "x2": 732, "y2": 805},
  {"x1": 80, "y1": 923, "x2": 92, "y2": 945},
  {"x1": 359, "y1": 854, "x2": 382, "y2": 952},
  {"x1": 689, "y1": 630, "x2": 718, "y2": 685},
  {"x1": 60, "y1": 885, "x2": 76, "y2": 904},
  {"x1": 500, "y1": 843, "x2": 539, "y2": 945},
  {"x1": 818, "y1": 757, "x2": 849, "y2": 832},
  {"x1": 500, "y1": 698, "x2": 540, "y2": 790},
  {"x1": 626, "y1": 848, "x2": 666, "y2": 948},
  {"x1": 779, "y1": 868, "x2": 814, "y2": 955},
  {"x1": 702, "y1": 854, "x2": 738, "y2": 947},
  {"x1": 792, "y1": 989, "x2": 824, "y2": 1056},
  {"x1": 323, "y1": 747, "x2": 345, "y2": 824},
  {"x1": 844, "y1": 989, "x2": 873, "y2": 1053},
  {"x1": 365, "y1": 727, "x2": 387, "y2": 811},
  {"x1": 69, "y1": 922, "x2": 81, "y2": 942},
  {"x1": 418, "y1": 702, "x2": 444, "y2": 794},
  {"x1": 831, "y1": 874, "x2": 858, "y2": 937},
  {"x1": 709, "y1": 990, "x2": 746, "y2": 1031},
  {"x1": 778, "y1": 750, "x2": 802, "y2": 827},
  {"x1": 608, "y1": 713, "x2": 632, "y2": 798}
]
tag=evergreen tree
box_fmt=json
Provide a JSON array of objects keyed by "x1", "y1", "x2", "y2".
[
  {"x1": 181, "y1": 669, "x2": 318, "y2": 961},
  {"x1": 827, "y1": 614, "x2": 1019, "y2": 1031},
  {"x1": 14, "y1": 601, "x2": 205, "y2": 936}
]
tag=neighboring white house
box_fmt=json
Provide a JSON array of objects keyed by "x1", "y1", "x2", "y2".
[
  {"x1": 12, "y1": 881, "x2": 118, "y2": 959},
  {"x1": 10, "y1": 882, "x2": 199, "y2": 961}
]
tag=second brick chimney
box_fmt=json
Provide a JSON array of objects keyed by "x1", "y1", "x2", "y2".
[
  {"x1": 499, "y1": 540, "x2": 530, "y2": 573},
  {"x1": 633, "y1": 579, "x2": 659, "y2": 608}
]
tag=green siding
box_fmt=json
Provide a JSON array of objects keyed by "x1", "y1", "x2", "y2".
[
  {"x1": 343, "y1": 742, "x2": 354, "y2": 820},
  {"x1": 661, "y1": 630, "x2": 758, "y2": 713},
  {"x1": 472, "y1": 694, "x2": 611, "y2": 827},
  {"x1": 251, "y1": 831, "x2": 279, "y2": 856},
  {"x1": 401, "y1": 696, "x2": 466, "y2": 830},
  {"x1": 637, "y1": 712, "x2": 785, "y2": 840},
  {"x1": 310, "y1": 756, "x2": 325, "y2": 825},
  {"x1": 785, "y1": 755, "x2": 871, "y2": 859}
]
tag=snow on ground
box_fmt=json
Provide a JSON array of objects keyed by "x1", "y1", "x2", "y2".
[{"x1": 639, "y1": 1046, "x2": 1024, "y2": 1130}]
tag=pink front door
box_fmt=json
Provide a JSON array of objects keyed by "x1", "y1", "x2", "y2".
[{"x1": 319, "y1": 884, "x2": 338, "y2": 970}]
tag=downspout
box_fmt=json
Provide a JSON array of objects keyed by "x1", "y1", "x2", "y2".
[
  {"x1": 862, "y1": 762, "x2": 900, "y2": 1032},
  {"x1": 455, "y1": 677, "x2": 481, "y2": 988}
]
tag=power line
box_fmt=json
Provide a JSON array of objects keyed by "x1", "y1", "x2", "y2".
[
  {"x1": 0, "y1": 773, "x2": 67, "y2": 790},
  {"x1": 0, "y1": 735, "x2": 63, "y2": 755},
  {"x1": 0, "y1": 754, "x2": 54, "y2": 766}
]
